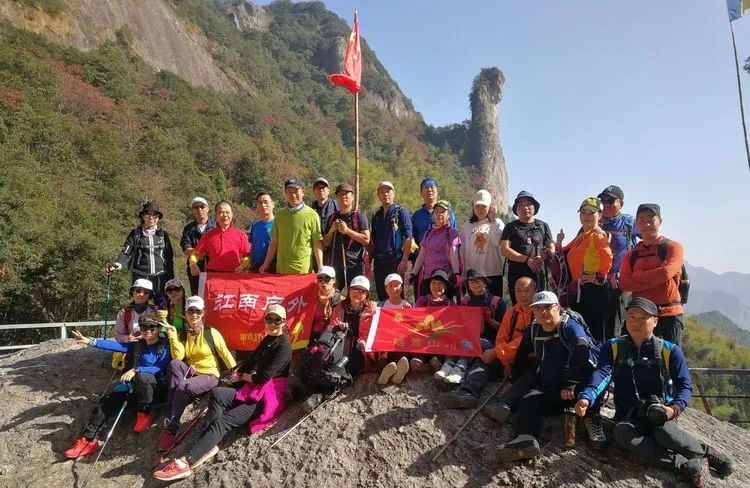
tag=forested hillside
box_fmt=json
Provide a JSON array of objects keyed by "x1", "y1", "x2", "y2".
[{"x1": 0, "y1": 0, "x2": 473, "y2": 330}]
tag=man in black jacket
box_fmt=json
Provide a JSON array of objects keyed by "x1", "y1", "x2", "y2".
[{"x1": 180, "y1": 197, "x2": 216, "y2": 295}]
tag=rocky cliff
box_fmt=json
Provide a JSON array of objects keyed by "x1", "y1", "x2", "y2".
[{"x1": 0, "y1": 339, "x2": 747, "y2": 487}]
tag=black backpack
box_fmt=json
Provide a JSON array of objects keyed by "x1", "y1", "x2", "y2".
[
  {"x1": 301, "y1": 326, "x2": 352, "y2": 392},
  {"x1": 179, "y1": 324, "x2": 230, "y2": 373},
  {"x1": 629, "y1": 238, "x2": 689, "y2": 305},
  {"x1": 531, "y1": 310, "x2": 601, "y2": 369}
]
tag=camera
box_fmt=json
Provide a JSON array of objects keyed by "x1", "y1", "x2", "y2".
[{"x1": 640, "y1": 394, "x2": 669, "y2": 426}]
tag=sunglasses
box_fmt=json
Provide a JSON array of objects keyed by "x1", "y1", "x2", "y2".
[
  {"x1": 186, "y1": 308, "x2": 203, "y2": 314},
  {"x1": 133, "y1": 288, "x2": 149, "y2": 294},
  {"x1": 601, "y1": 198, "x2": 616, "y2": 204},
  {"x1": 165, "y1": 287, "x2": 182, "y2": 292},
  {"x1": 317, "y1": 276, "x2": 333, "y2": 283},
  {"x1": 532, "y1": 304, "x2": 557, "y2": 312},
  {"x1": 140, "y1": 325, "x2": 159, "y2": 331},
  {"x1": 264, "y1": 316, "x2": 284, "y2": 325}
]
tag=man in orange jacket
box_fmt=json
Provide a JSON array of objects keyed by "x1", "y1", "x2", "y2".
[
  {"x1": 620, "y1": 204, "x2": 685, "y2": 346},
  {"x1": 439, "y1": 277, "x2": 536, "y2": 424}
]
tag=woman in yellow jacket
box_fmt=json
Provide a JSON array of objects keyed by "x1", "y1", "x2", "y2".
[{"x1": 555, "y1": 198, "x2": 613, "y2": 342}]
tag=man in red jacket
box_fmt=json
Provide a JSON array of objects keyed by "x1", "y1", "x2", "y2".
[{"x1": 619, "y1": 204, "x2": 685, "y2": 346}]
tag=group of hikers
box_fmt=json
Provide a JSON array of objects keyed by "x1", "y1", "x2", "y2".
[{"x1": 63, "y1": 178, "x2": 735, "y2": 487}]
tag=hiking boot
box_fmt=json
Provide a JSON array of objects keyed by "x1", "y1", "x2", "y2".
[
  {"x1": 410, "y1": 358, "x2": 431, "y2": 373},
  {"x1": 153, "y1": 457, "x2": 192, "y2": 481},
  {"x1": 439, "y1": 390, "x2": 479, "y2": 409},
  {"x1": 133, "y1": 411, "x2": 156, "y2": 433},
  {"x1": 444, "y1": 366, "x2": 465, "y2": 384},
  {"x1": 705, "y1": 445, "x2": 735, "y2": 477},
  {"x1": 392, "y1": 356, "x2": 410, "y2": 385},
  {"x1": 64, "y1": 436, "x2": 100, "y2": 459},
  {"x1": 483, "y1": 401, "x2": 511, "y2": 425},
  {"x1": 498, "y1": 434, "x2": 541, "y2": 462},
  {"x1": 583, "y1": 415, "x2": 606, "y2": 450},
  {"x1": 434, "y1": 362, "x2": 452, "y2": 380},
  {"x1": 157, "y1": 429, "x2": 176, "y2": 451},
  {"x1": 378, "y1": 362, "x2": 398, "y2": 385},
  {"x1": 680, "y1": 458, "x2": 708, "y2": 488},
  {"x1": 303, "y1": 393, "x2": 324, "y2": 414},
  {"x1": 428, "y1": 356, "x2": 443, "y2": 372},
  {"x1": 190, "y1": 445, "x2": 219, "y2": 469}
]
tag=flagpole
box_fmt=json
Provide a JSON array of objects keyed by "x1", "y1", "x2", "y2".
[
  {"x1": 354, "y1": 92, "x2": 361, "y2": 210},
  {"x1": 730, "y1": 20, "x2": 750, "y2": 172}
]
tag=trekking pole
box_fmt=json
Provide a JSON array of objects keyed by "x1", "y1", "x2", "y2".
[
  {"x1": 152, "y1": 405, "x2": 209, "y2": 468},
  {"x1": 80, "y1": 392, "x2": 131, "y2": 488},
  {"x1": 100, "y1": 271, "x2": 113, "y2": 367},
  {"x1": 341, "y1": 245, "x2": 348, "y2": 289},
  {"x1": 97, "y1": 355, "x2": 124, "y2": 400},
  {"x1": 432, "y1": 379, "x2": 508, "y2": 462}
]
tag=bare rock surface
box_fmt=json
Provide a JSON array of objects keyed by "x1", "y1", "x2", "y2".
[{"x1": 0, "y1": 339, "x2": 747, "y2": 487}]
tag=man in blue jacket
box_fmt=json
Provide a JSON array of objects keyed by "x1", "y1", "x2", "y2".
[
  {"x1": 498, "y1": 291, "x2": 604, "y2": 461},
  {"x1": 575, "y1": 297, "x2": 734, "y2": 487}
]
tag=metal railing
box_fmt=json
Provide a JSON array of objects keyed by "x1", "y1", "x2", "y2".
[
  {"x1": 689, "y1": 368, "x2": 750, "y2": 425},
  {"x1": 0, "y1": 321, "x2": 106, "y2": 351}
]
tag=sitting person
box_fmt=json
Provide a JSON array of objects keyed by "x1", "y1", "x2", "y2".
[
  {"x1": 65, "y1": 315, "x2": 171, "y2": 459},
  {"x1": 115, "y1": 278, "x2": 158, "y2": 342},
  {"x1": 460, "y1": 268, "x2": 506, "y2": 341},
  {"x1": 439, "y1": 276, "x2": 535, "y2": 418},
  {"x1": 154, "y1": 305, "x2": 292, "y2": 481},
  {"x1": 498, "y1": 291, "x2": 603, "y2": 462},
  {"x1": 376, "y1": 273, "x2": 412, "y2": 385},
  {"x1": 162, "y1": 278, "x2": 186, "y2": 332},
  {"x1": 159, "y1": 296, "x2": 236, "y2": 451},
  {"x1": 310, "y1": 266, "x2": 342, "y2": 344},
  {"x1": 331, "y1": 275, "x2": 377, "y2": 377},
  {"x1": 575, "y1": 297, "x2": 735, "y2": 487}
]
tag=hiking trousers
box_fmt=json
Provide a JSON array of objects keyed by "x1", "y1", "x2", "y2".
[
  {"x1": 460, "y1": 358, "x2": 535, "y2": 402},
  {"x1": 165, "y1": 360, "x2": 219, "y2": 433},
  {"x1": 655, "y1": 315, "x2": 683, "y2": 347},
  {"x1": 187, "y1": 386, "x2": 260, "y2": 464},
  {"x1": 604, "y1": 287, "x2": 629, "y2": 340},
  {"x1": 373, "y1": 260, "x2": 400, "y2": 301},
  {"x1": 612, "y1": 417, "x2": 704, "y2": 471},
  {"x1": 516, "y1": 383, "x2": 600, "y2": 439},
  {"x1": 572, "y1": 283, "x2": 608, "y2": 342}
]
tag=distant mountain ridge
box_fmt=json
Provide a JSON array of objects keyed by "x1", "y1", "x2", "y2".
[
  {"x1": 684, "y1": 263, "x2": 750, "y2": 331},
  {"x1": 690, "y1": 311, "x2": 750, "y2": 346}
]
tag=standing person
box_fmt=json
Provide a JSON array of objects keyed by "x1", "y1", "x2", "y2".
[
  {"x1": 501, "y1": 191, "x2": 554, "y2": 304},
  {"x1": 620, "y1": 204, "x2": 685, "y2": 346},
  {"x1": 259, "y1": 179, "x2": 323, "y2": 275},
  {"x1": 248, "y1": 191, "x2": 275, "y2": 272},
  {"x1": 498, "y1": 291, "x2": 604, "y2": 462},
  {"x1": 190, "y1": 201, "x2": 251, "y2": 276},
  {"x1": 158, "y1": 296, "x2": 236, "y2": 450},
  {"x1": 597, "y1": 185, "x2": 639, "y2": 339},
  {"x1": 115, "y1": 278, "x2": 158, "y2": 342},
  {"x1": 311, "y1": 177, "x2": 339, "y2": 228},
  {"x1": 163, "y1": 278, "x2": 186, "y2": 332},
  {"x1": 322, "y1": 182, "x2": 370, "y2": 288},
  {"x1": 460, "y1": 189, "x2": 505, "y2": 297},
  {"x1": 108, "y1": 201, "x2": 175, "y2": 298},
  {"x1": 575, "y1": 297, "x2": 735, "y2": 487},
  {"x1": 65, "y1": 315, "x2": 172, "y2": 459},
  {"x1": 555, "y1": 197, "x2": 613, "y2": 342},
  {"x1": 410, "y1": 200, "x2": 461, "y2": 301},
  {"x1": 310, "y1": 266, "x2": 342, "y2": 343},
  {"x1": 370, "y1": 181, "x2": 413, "y2": 301},
  {"x1": 154, "y1": 304, "x2": 291, "y2": 481},
  {"x1": 180, "y1": 197, "x2": 216, "y2": 295},
  {"x1": 411, "y1": 177, "x2": 457, "y2": 283}
]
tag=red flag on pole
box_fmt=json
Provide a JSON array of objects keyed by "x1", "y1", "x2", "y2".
[{"x1": 328, "y1": 10, "x2": 361, "y2": 94}]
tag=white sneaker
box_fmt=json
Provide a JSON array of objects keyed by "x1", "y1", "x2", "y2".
[
  {"x1": 434, "y1": 362, "x2": 452, "y2": 380},
  {"x1": 378, "y1": 362, "x2": 398, "y2": 385},
  {"x1": 392, "y1": 357, "x2": 409, "y2": 384},
  {"x1": 444, "y1": 366, "x2": 465, "y2": 384}
]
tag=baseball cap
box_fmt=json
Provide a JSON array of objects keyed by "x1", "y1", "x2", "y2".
[
  {"x1": 317, "y1": 266, "x2": 336, "y2": 279},
  {"x1": 190, "y1": 196, "x2": 208, "y2": 207},
  {"x1": 265, "y1": 303, "x2": 287, "y2": 320},
  {"x1": 434, "y1": 199, "x2": 452, "y2": 211},
  {"x1": 597, "y1": 185, "x2": 624, "y2": 201},
  {"x1": 349, "y1": 275, "x2": 371, "y2": 291},
  {"x1": 335, "y1": 182, "x2": 355, "y2": 194},
  {"x1": 530, "y1": 291, "x2": 559, "y2": 307},
  {"x1": 284, "y1": 178, "x2": 304, "y2": 189},
  {"x1": 186, "y1": 296, "x2": 205, "y2": 311},
  {"x1": 578, "y1": 197, "x2": 603, "y2": 213},
  {"x1": 625, "y1": 297, "x2": 659, "y2": 316},
  {"x1": 636, "y1": 203, "x2": 661, "y2": 218},
  {"x1": 420, "y1": 177, "x2": 438, "y2": 190},
  {"x1": 313, "y1": 177, "x2": 330, "y2": 188},
  {"x1": 473, "y1": 189, "x2": 492, "y2": 206},
  {"x1": 384, "y1": 273, "x2": 403, "y2": 286},
  {"x1": 130, "y1": 278, "x2": 154, "y2": 293},
  {"x1": 377, "y1": 181, "x2": 395, "y2": 191}
]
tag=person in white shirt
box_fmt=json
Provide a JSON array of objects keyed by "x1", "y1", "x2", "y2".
[{"x1": 459, "y1": 190, "x2": 505, "y2": 297}]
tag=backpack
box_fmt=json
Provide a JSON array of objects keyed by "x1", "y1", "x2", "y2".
[
  {"x1": 531, "y1": 310, "x2": 601, "y2": 369},
  {"x1": 179, "y1": 324, "x2": 230, "y2": 372},
  {"x1": 628, "y1": 239, "x2": 689, "y2": 305},
  {"x1": 549, "y1": 251, "x2": 573, "y2": 307},
  {"x1": 301, "y1": 326, "x2": 353, "y2": 392},
  {"x1": 611, "y1": 335, "x2": 673, "y2": 402}
]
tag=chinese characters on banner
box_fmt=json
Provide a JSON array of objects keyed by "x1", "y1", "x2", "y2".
[
  {"x1": 203, "y1": 273, "x2": 318, "y2": 351},
  {"x1": 363, "y1": 306, "x2": 482, "y2": 357}
]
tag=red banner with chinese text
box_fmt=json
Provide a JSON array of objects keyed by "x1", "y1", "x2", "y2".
[
  {"x1": 203, "y1": 273, "x2": 318, "y2": 351},
  {"x1": 363, "y1": 307, "x2": 482, "y2": 357}
]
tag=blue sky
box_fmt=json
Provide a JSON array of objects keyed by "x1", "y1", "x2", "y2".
[{"x1": 260, "y1": 1, "x2": 750, "y2": 273}]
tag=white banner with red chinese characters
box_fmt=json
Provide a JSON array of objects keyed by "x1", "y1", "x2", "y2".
[
  {"x1": 363, "y1": 306, "x2": 482, "y2": 356},
  {"x1": 202, "y1": 272, "x2": 318, "y2": 351}
]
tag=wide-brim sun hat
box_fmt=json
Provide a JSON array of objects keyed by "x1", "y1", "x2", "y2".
[{"x1": 512, "y1": 191, "x2": 540, "y2": 216}]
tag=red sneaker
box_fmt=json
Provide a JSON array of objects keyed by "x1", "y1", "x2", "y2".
[
  {"x1": 133, "y1": 411, "x2": 156, "y2": 433},
  {"x1": 153, "y1": 457, "x2": 191, "y2": 481},
  {"x1": 157, "y1": 429, "x2": 175, "y2": 451},
  {"x1": 64, "y1": 436, "x2": 100, "y2": 459}
]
